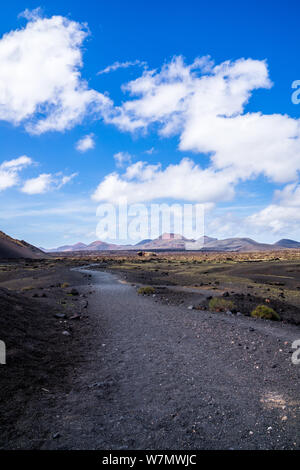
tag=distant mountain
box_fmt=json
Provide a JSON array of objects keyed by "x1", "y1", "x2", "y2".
[
  {"x1": 135, "y1": 239, "x2": 152, "y2": 246},
  {"x1": 46, "y1": 242, "x2": 87, "y2": 253},
  {"x1": 0, "y1": 231, "x2": 47, "y2": 259},
  {"x1": 202, "y1": 236, "x2": 218, "y2": 244},
  {"x1": 86, "y1": 240, "x2": 120, "y2": 251},
  {"x1": 46, "y1": 234, "x2": 300, "y2": 253},
  {"x1": 201, "y1": 237, "x2": 275, "y2": 252},
  {"x1": 137, "y1": 233, "x2": 195, "y2": 250},
  {"x1": 185, "y1": 235, "x2": 218, "y2": 250},
  {"x1": 47, "y1": 240, "x2": 119, "y2": 253},
  {"x1": 274, "y1": 239, "x2": 300, "y2": 248}
]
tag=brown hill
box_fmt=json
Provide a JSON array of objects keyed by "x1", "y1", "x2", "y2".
[
  {"x1": 200, "y1": 237, "x2": 274, "y2": 252},
  {"x1": 274, "y1": 239, "x2": 300, "y2": 249},
  {"x1": 0, "y1": 231, "x2": 47, "y2": 259},
  {"x1": 137, "y1": 233, "x2": 195, "y2": 250},
  {"x1": 48, "y1": 240, "x2": 119, "y2": 253}
]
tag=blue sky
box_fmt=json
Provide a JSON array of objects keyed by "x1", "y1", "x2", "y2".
[{"x1": 1, "y1": 1, "x2": 300, "y2": 248}]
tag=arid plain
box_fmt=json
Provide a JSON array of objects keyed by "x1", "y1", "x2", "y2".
[{"x1": 0, "y1": 251, "x2": 299, "y2": 449}]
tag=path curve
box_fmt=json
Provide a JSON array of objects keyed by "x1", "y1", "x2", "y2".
[{"x1": 42, "y1": 267, "x2": 300, "y2": 449}]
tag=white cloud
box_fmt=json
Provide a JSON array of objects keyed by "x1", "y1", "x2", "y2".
[
  {"x1": 3, "y1": 11, "x2": 300, "y2": 237},
  {"x1": 57, "y1": 172, "x2": 78, "y2": 188},
  {"x1": 96, "y1": 55, "x2": 300, "y2": 208},
  {"x1": 103, "y1": 57, "x2": 300, "y2": 182},
  {"x1": 18, "y1": 7, "x2": 43, "y2": 21},
  {"x1": 97, "y1": 60, "x2": 147, "y2": 75},
  {"x1": 0, "y1": 155, "x2": 32, "y2": 170},
  {"x1": 22, "y1": 173, "x2": 53, "y2": 194},
  {"x1": 76, "y1": 134, "x2": 95, "y2": 152},
  {"x1": 2, "y1": 10, "x2": 300, "y2": 200},
  {"x1": 114, "y1": 151, "x2": 132, "y2": 167},
  {"x1": 0, "y1": 12, "x2": 110, "y2": 134},
  {"x1": 0, "y1": 155, "x2": 77, "y2": 195},
  {"x1": 92, "y1": 158, "x2": 235, "y2": 204},
  {"x1": 0, "y1": 155, "x2": 32, "y2": 191},
  {"x1": 247, "y1": 183, "x2": 300, "y2": 233},
  {"x1": 123, "y1": 56, "x2": 271, "y2": 129},
  {"x1": 144, "y1": 147, "x2": 155, "y2": 155},
  {"x1": 21, "y1": 172, "x2": 77, "y2": 195},
  {"x1": 5, "y1": 11, "x2": 299, "y2": 196},
  {"x1": 0, "y1": 198, "x2": 96, "y2": 219}
]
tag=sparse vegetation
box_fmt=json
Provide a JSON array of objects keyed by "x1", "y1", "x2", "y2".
[
  {"x1": 251, "y1": 305, "x2": 280, "y2": 321},
  {"x1": 208, "y1": 297, "x2": 236, "y2": 312},
  {"x1": 138, "y1": 286, "x2": 155, "y2": 295},
  {"x1": 61, "y1": 282, "x2": 70, "y2": 288},
  {"x1": 68, "y1": 288, "x2": 79, "y2": 296}
]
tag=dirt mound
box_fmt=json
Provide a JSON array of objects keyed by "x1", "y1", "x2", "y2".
[
  {"x1": 0, "y1": 231, "x2": 48, "y2": 259},
  {"x1": 0, "y1": 287, "x2": 73, "y2": 446}
]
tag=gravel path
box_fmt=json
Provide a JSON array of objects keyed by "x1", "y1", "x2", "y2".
[{"x1": 12, "y1": 267, "x2": 300, "y2": 449}]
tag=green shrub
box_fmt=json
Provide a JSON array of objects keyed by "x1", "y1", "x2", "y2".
[
  {"x1": 251, "y1": 305, "x2": 280, "y2": 321},
  {"x1": 138, "y1": 286, "x2": 155, "y2": 295},
  {"x1": 208, "y1": 297, "x2": 236, "y2": 312}
]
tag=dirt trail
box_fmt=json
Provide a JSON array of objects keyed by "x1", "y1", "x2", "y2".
[{"x1": 5, "y1": 267, "x2": 300, "y2": 450}]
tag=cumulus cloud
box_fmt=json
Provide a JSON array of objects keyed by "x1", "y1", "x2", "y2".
[
  {"x1": 76, "y1": 134, "x2": 95, "y2": 152},
  {"x1": 114, "y1": 151, "x2": 132, "y2": 168},
  {"x1": 0, "y1": 155, "x2": 77, "y2": 195},
  {"x1": 103, "y1": 57, "x2": 300, "y2": 182},
  {"x1": 21, "y1": 172, "x2": 77, "y2": 195},
  {"x1": 103, "y1": 55, "x2": 271, "y2": 130},
  {"x1": 0, "y1": 155, "x2": 32, "y2": 191},
  {"x1": 3, "y1": 10, "x2": 300, "y2": 228},
  {"x1": 95, "y1": 55, "x2": 300, "y2": 207},
  {"x1": 247, "y1": 183, "x2": 300, "y2": 233},
  {"x1": 22, "y1": 173, "x2": 53, "y2": 194},
  {"x1": 0, "y1": 12, "x2": 110, "y2": 134},
  {"x1": 97, "y1": 60, "x2": 147, "y2": 75},
  {"x1": 92, "y1": 158, "x2": 235, "y2": 204},
  {"x1": 3, "y1": 12, "x2": 299, "y2": 194}
]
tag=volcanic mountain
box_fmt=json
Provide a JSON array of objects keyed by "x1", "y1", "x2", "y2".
[
  {"x1": 137, "y1": 233, "x2": 196, "y2": 250},
  {"x1": 0, "y1": 231, "x2": 47, "y2": 259},
  {"x1": 199, "y1": 237, "x2": 275, "y2": 252},
  {"x1": 273, "y1": 239, "x2": 300, "y2": 249},
  {"x1": 47, "y1": 240, "x2": 120, "y2": 253},
  {"x1": 46, "y1": 234, "x2": 300, "y2": 253}
]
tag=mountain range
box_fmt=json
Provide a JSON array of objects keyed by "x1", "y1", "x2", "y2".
[
  {"x1": 45, "y1": 234, "x2": 300, "y2": 253},
  {"x1": 1, "y1": 229, "x2": 300, "y2": 259}
]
